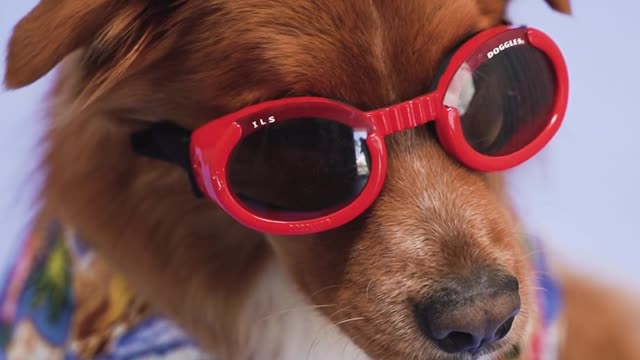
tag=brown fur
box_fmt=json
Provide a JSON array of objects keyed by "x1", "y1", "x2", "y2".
[{"x1": 4, "y1": 0, "x2": 639, "y2": 359}]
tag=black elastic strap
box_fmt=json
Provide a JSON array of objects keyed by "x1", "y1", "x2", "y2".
[{"x1": 130, "y1": 122, "x2": 204, "y2": 198}]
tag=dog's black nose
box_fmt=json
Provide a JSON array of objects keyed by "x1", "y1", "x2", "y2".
[{"x1": 415, "y1": 271, "x2": 520, "y2": 354}]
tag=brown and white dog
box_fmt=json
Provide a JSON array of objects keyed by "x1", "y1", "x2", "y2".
[{"x1": 3, "y1": 0, "x2": 639, "y2": 359}]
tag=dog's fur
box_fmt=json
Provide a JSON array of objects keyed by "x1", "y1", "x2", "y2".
[{"x1": 4, "y1": 0, "x2": 639, "y2": 359}]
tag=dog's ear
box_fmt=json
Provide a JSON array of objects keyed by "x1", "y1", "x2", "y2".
[
  {"x1": 4, "y1": 0, "x2": 182, "y2": 102},
  {"x1": 4, "y1": 0, "x2": 114, "y2": 89},
  {"x1": 544, "y1": 0, "x2": 572, "y2": 14}
]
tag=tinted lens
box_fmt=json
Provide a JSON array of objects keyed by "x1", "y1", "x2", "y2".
[
  {"x1": 444, "y1": 44, "x2": 556, "y2": 156},
  {"x1": 227, "y1": 118, "x2": 371, "y2": 220}
]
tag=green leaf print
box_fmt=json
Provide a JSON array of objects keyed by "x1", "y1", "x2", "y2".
[{"x1": 28, "y1": 235, "x2": 71, "y2": 323}]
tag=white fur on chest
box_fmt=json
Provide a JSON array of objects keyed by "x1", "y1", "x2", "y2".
[{"x1": 235, "y1": 261, "x2": 371, "y2": 360}]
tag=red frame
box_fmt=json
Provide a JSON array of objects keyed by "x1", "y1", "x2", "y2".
[{"x1": 190, "y1": 26, "x2": 569, "y2": 235}]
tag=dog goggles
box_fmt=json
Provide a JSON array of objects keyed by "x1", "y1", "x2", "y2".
[{"x1": 132, "y1": 26, "x2": 568, "y2": 235}]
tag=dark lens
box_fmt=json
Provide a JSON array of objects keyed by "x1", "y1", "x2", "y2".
[
  {"x1": 227, "y1": 118, "x2": 371, "y2": 220},
  {"x1": 445, "y1": 45, "x2": 556, "y2": 156}
]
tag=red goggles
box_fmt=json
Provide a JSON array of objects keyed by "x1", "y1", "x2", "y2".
[{"x1": 132, "y1": 26, "x2": 568, "y2": 235}]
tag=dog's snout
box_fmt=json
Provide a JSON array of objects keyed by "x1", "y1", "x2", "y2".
[{"x1": 415, "y1": 271, "x2": 520, "y2": 354}]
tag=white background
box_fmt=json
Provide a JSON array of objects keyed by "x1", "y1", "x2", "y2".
[{"x1": 1, "y1": 1, "x2": 639, "y2": 291}]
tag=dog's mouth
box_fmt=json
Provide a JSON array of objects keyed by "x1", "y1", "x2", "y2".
[
  {"x1": 365, "y1": 326, "x2": 522, "y2": 360},
  {"x1": 465, "y1": 342, "x2": 520, "y2": 360},
  {"x1": 396, "y1": 312, "x2": 524, "y2": 360},
  {"x1": 404, "y1": 337, "x2": 520, "y2": 360}
]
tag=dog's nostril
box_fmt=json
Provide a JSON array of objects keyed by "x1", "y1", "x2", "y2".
[
  {"x1": 415, "y1": 270, "x2": 521, "y2": 354},
  {"x1": 494, "y1": 315, "x2": 516, "y2": 341},
  {"x1": 441, "y1": 331, "x2": 476, "y2": 351}
]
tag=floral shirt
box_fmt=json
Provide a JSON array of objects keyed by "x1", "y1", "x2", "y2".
[{"x1": 0, "y1": 223, "x2": 211, "y2": 360}]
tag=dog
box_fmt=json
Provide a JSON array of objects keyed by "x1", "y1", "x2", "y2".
[{"x1": 3, "y1": 0, "x2": 640, "y2": 359}]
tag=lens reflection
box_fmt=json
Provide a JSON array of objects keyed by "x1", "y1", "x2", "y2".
[{"x1": 445, "y1": 45, "x2": 556, "y2": 156}]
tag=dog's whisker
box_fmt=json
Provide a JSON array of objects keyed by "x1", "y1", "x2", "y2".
[
  {"x1": 365, "y1": 279, "x2": 375, "y2": 300},
  {"x1": 352, "y1": 331, "x2": 377, "y2": 360},
  {"x1": 327, "y1": 305, "x2": 355, "y2": 320},
  {"x1": 340, "y1": 332, "x2": 372, "y2": 360},
  {"x1": 361, "y1": 341, "x2": 377, "y2": 360},
  {"x1": 333, "y1": 316, "x2": 366, "y2": 326},
  {"x1": 258, "y1": 304, "x2": 336, "y2": 324},
  {"x1": 306, "y1": 314, "x2": 366, "y2": 360},
  {"x1": 311, "y1": 284, "x2": 344, "y2": 298}
]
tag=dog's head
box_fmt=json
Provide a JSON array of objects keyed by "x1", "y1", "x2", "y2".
[{"x1": 5, "y1": 0, "x2": 570, "y2": 359}]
